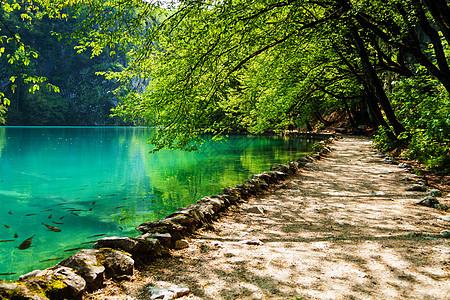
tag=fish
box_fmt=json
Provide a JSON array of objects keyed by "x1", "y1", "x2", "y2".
[
  {"x1": 115, "y1": 206, "x2": 125, "y2": 209},
  {"x1": 8, "y1": 211, "x2": 12, "y2": 215},
  {"x1": 118, "y1": 226, "x2": 123, "y2": 231},
  {"x1": 105, "y1": 194, "x2": 117, "y2": 197},
  {"x1": 87, "y1": 233, "x2": 106, "y2": 238},
  {"x1": 24, "y1": 214, "x2": 37, "y2": 216},
  {"x1": 14, "y1": 233, "x2": 18, "y2": 238},
  {"x1": 81, "y1": 241, "x2": 97, "y2": 244},
  {"x1": 0, "y1": 273, "x2": 16, "y2": 276},
  {"x1": 55, "y1": 203, "x2": 67, "y2": 206},
  {"x1": 48, "y1": 214, "x2": 52, "y2": 219},
  {"x1": 18, "y1": 235, "x2": 35, "y2": 250},
  {"x1": 119, "y1": 217, "x2": 128, "y2": 221},
  {"x1": 51, "y1": 221, "x2": 64, "y2": 225},
  {"x1": 120, "y1": 197, "x2": 130, "y2": 200},
  {"x1": 63, "y1": 247, "x2": 84, "y2": 252},
  {"x1": 59, "y1": 216, "x2": 65, "y2": 220},
  {"x1": 91, "y1": 201, "x2": 96, "y2": 205},
  {"x1": 3, "y1": 224, "x2": 10, "y2": 229},
  {"x1": 0, "y1": 240, "x2": 14, "y2": 243},
  {"x1": 40, "y1": 257, "x2": 64, "y2": 262},
  {"x1": 40, "y1": 209, "x2": 52, "y2": 212},
  {"x1": 42, "y1": 223, "x2": 61, "y2": 232},
  {"x1": 0, "y1": 190, "x2": 26, "y2": 198},
  {"x1": 70, "y1": 212, "x2": 79, "y2": 216}
]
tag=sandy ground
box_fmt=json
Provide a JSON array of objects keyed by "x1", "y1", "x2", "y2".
[{"x1": 86, "y1": 136, "x2": 450, "y2": 300}]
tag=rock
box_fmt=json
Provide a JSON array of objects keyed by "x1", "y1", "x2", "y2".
[
  {"x1": 398, "y1": 163, "x2": 413, "y2": 170},
  {"x1": 434, "y1": 204, "x2": 449, "y2": 210},
  {"x1": 173, "y1": 239, "x2": 189, "y2": 250},
  {"x1": 240, "y1": 239, "x2": 263, "y2": 246},
  {"x1": 427, "y1": 189, "x2": 442, "y2": 197},
  {"x1": 94, "y1": 236, "x2": 169, "y2": 255},
  {"x1": 165, "y1": 214, "x2": 198, "y2": 233},
  {"x1": 16, "y1": 267, "x2": 86, "y2": 299},
  {"x1": 270, "y1": 164, "x2": 292, "y2": 175},
  {"x1": 267, "y1": 170, "x2": 288, "y2": 181},
  {"x1": 251, "y1": 173, "x2": 271, "y2": 185},
  {"x1": 298, "y1": 156, "x2": 314, "y2": 164},
  {"x1": 246, "y1": 178, "x2": 267, "y2": 192},
  {"x1": 312, "y1": 153, "x2": 321, "y2": 160},
  {"x1": 416, "y1": 196, "x2": 440, "y2": 208},
  {"x1": 211, "y1": 241, "x2": 223, "y2": 248},
  {"x1": 51, "y1": 266, "x2": 86, "y2": 296},
  {"x1": 100, "y1": 249, "x2": 134, "y2": 278},
  {"x1": 135, "y1": 220, "x2": 185, "y2": 247},
  {"x1": 57, "y1": 249, "x2": 105, "y2": 290},
  {"x1": 222, "y1": 186, "x2": 242, "y2": 199},
  {"x1": 235, "y1": 184, "x2": 253, "y2": 199},
  {"x1": 441, "y1": 230, "x2": 450, "y2": 238},
  {"x1": 207, "y1": 198, "x2": 226, "y2": 213},
  {"x1": 141, "y1": 232, "x2": 172, "y2": 248},
  {"x1": 383, "y1": 157, "x2": 399, "y2": 165},
  {"x1": 20, "y1": 269, "x2": 47, "y2": 280},
  {"x1": 94, "y1": 236, "x2": 139, "y2": 253},
  {"x1": 245, "y1": 206, "x2": 265, "y2": 214},
  {"x1": 44, "y1": 267, "x2": 86, "y2": 299},
  {"x1": 0, "y1": 281, "x2": 17, "y2": 290},
  {"x1": 0, "y1": 281, "x2": 48, "y2": 300},
  {"x1": 406, "y1": 184, "x2": 427, "y2": 192},
  {"x1": 147, "y1": 285, "x2": 190, "y2": 300},
  {"x1": 334, "y1": 128, "x2": 347, "y2": 134},
  {"x1": 440, "y1": 215, "x2": 450, "y2": 221},
  {"x1": 404, "y1": 232, "x2": 420, "y2": 238}
]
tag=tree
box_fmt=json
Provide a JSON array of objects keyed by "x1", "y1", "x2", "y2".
[{"x1": 2, "y1": 0, "x2": 449, "y2": 170}]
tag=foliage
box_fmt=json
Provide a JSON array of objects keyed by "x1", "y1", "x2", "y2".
[
  {"x1": 374, "y1": 69, "x2": 450, "y2": 171},
  {"x1": 0, "y1": 0, "x2": 126, "y2": 125},
  {"x1": 2, "y1": 0, "x2": 450, "y2": 173}
]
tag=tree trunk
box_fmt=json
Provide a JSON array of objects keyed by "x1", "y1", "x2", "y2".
[
  {"x1": 422, "y1": 0, "x2": 450, "y2": 45},
  {"x1": 349, "y1": 25, "x2": 406, "y2": 137}
]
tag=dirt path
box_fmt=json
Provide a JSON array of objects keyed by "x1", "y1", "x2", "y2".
[{"x1": 87, "y1": 136, "x2": 450, "y2": 300}]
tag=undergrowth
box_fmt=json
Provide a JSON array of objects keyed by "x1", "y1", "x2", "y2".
[{"x1": 373, "y1": 70, "x2": 450, "y2": 174}]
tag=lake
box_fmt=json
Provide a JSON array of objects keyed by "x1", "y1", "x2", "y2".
[{"x1": 0, "y1": 126, "x2": 318, "y2": 280}]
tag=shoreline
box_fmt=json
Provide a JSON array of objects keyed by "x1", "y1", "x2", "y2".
[{"x1": 0, "y1": 134, "x2": 337, "y2": 299}]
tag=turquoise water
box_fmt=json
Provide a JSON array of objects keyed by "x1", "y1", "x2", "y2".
[{"x1": 0, "y1": 126, "x2": 316, "y2": 280}]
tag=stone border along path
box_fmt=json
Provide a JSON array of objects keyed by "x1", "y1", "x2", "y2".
[{"x1": 2, "y1": 136, "x2": 450, "y2": 299}]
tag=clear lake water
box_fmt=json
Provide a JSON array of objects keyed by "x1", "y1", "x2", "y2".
[{"x1": 0, "y1": 126, "x2": 319, "y2": 280}]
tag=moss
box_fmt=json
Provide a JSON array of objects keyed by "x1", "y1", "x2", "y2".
[
  {"x1": 1, "y1": 281, "x2": 49, "y2": 299},
  {"x1": 46, "y1": 275, "x2": 67, "y2": 291}
]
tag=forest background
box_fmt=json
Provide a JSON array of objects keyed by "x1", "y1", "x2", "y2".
[{"x1": 0, "y1": 0, "x2": 449, "y2": 172}]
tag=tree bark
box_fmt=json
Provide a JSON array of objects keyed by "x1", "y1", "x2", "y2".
[
  {"x1": 422, "y1": 0, "x2": 450, "y2": 45},
  {"x1": 349, "y1": 25, "x2": 406, "y2": 137}
]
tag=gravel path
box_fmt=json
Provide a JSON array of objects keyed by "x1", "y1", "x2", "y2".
[{"x1": 87, "y1": 136, "x2": 450, "y2": 300}]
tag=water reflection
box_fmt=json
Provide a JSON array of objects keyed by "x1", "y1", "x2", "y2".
[{"x1": 0, "y1": 127, "x2": 320, "y2": 279}]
